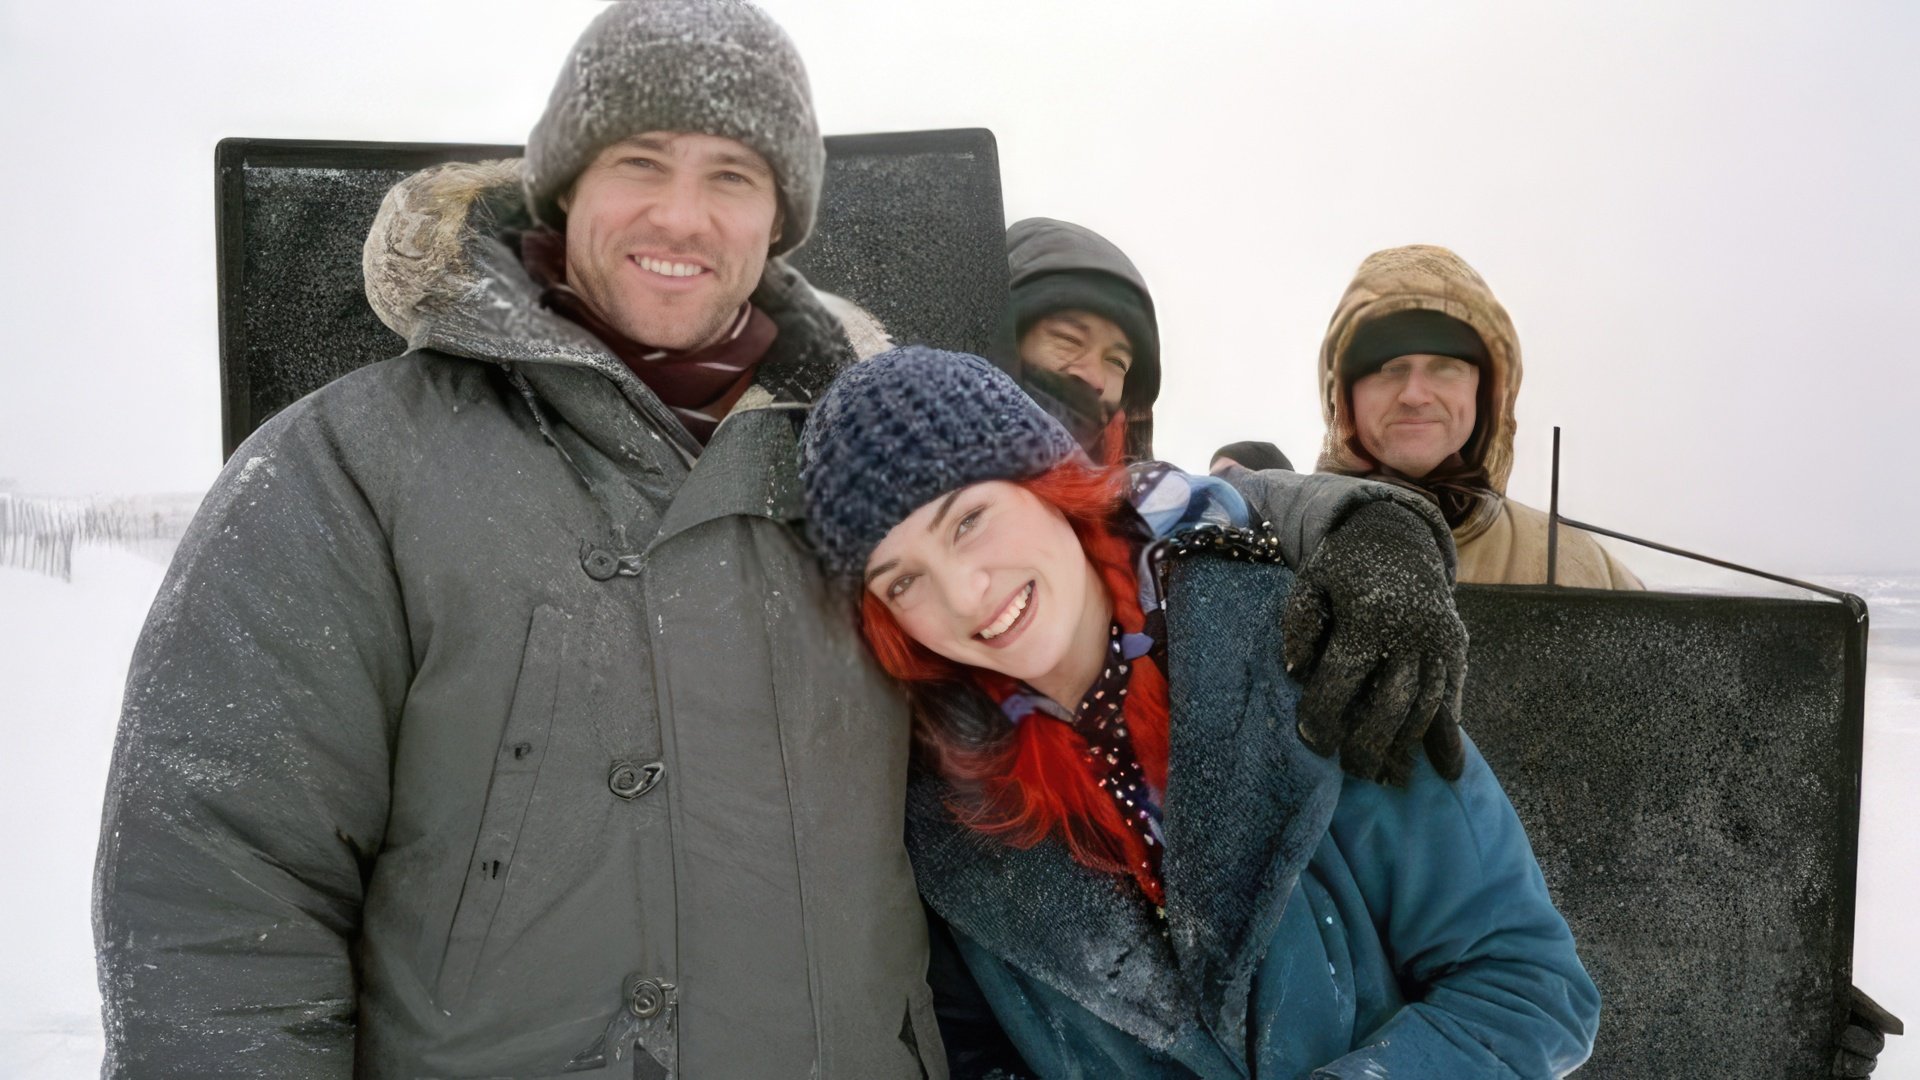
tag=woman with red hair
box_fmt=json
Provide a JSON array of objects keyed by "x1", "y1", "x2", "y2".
[{"x1": 799, "y1": 347, "x2": 1600, "y2": 1079}]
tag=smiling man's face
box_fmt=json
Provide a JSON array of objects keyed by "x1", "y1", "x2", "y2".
[
  {"x1": 1349, "y1": 353, "x2": 1481, "y2": 477},
  {"x1": 559, "y1": 131, "x2": 782, "y2": 351}
]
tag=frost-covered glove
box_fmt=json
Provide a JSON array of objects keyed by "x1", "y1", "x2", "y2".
[
  {"x1": 1282, "y1": 500, "x2": 1469, "y2": 785},
  {"x1": 1834, "y1": 985, "x2": 1902, "y2": 1077}
]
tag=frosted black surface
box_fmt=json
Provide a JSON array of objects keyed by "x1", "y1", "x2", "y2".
[
  {"x1": 788, "y1": 131, "x2": 1007, "y2": 359},
  {"x1": 231, "y1": 162, "x2": 432, "y2": 442},
  {"x1": 1456, "y1": 585, "x2": 1862, "y2": 1079}
]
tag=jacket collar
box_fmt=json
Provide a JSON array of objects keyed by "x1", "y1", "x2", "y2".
[
  {"x1": 647, "y1": 403, "x2": 809, "y2": 555},
  {"x1": 909, "y1": 557, "x2": 1343, "y2": 1067}
]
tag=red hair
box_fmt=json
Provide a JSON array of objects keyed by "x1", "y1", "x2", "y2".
[{"x1": 859, "y1": 459, "x2": 1170, "y2": 905}]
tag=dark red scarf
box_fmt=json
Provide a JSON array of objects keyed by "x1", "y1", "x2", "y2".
[{"x1": 519, "y1": 228, "x2": 777, "y2": 444}]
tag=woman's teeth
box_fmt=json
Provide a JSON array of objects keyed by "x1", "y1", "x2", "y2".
[
  {"x1": 978, "y1": 583, "x2": 1033, "y2": 640},
  {"x1": 639, "y1": 256, "x2": 703, "y2": 278}
]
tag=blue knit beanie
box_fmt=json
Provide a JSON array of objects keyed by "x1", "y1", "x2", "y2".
[{"x1": 800, "y1": 346, "x2": 1082, "y2": 586}]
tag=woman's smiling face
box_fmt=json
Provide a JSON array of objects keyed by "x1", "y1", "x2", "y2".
[{"x1": 864, "y1": 480, "x2": 1102, "y2": 693}]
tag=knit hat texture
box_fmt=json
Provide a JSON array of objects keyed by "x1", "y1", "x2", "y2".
[
  {"x1": 1211, "y1": 440, "x2": 1294, "y2": 473},
  {"x1": 1340, "y1": 309, "x2": 1490, "y2": 378},
  {"x1": 523, "y1": 0, "x2": 825, "y2": 256},
  {"x1": 800, "y1": 347, "x2": 1082, "y2": 585}
]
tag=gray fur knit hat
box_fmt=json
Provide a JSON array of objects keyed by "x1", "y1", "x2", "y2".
[
  {"x1": 800, "y1": 347, "x2": 1082, "y2": 586},
  {"x1": 523, "y1": 0, "x2": 825, "y2": 256}
]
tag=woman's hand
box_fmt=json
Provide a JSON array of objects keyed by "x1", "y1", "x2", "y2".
[{"x1": 1282, "y1": 500, "x2": 1469, "y2": 784}]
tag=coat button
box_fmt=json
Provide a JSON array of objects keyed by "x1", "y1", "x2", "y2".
[
  {"x1": 581, "y1": 547, "x2": 620, "y2": 581},
  {"x1": 608, "y1": 760, "x2": 664, "y2": 800},
  {"x1": 625, "y1": 975, "x2": 670, "y2": 1019}
]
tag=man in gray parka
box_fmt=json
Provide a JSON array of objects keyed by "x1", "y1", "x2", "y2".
[{"x1": 92, "y1": 3, "x2": 1470, "y2": 1077}]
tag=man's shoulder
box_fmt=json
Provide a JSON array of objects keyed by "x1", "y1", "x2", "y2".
[
  {"x1": 224, "y1": 350, "x2": 519, "y2": 502},
  {"x1": 1498, "y1": 495, "x2": 1546, "y2": 530},
  {"x1": 1498, "y1": 496, "x2": 1604, "y2": 553},
  {"x1": 1474, "y1": 495, "x2": 1640, "y2": 588},
  {"x1": 257, "y1": 350, "x2": 506, "y2": 440},
  {"x1": 751, "y1": 260, "x2": 868, "y2": 401}
]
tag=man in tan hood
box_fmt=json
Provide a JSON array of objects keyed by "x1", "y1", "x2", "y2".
[{"x1": 1316, "y1": 244, "x2": 1641, "y2": 589}]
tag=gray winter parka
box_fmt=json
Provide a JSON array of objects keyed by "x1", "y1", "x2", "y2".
[{"x1": 93, "y1": 160, "x2": 936, "y2": 1079}]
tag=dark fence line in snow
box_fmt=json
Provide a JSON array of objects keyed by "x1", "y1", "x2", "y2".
[{"x1": 0, "y1": 493, "x2": 201, "y2": 583}]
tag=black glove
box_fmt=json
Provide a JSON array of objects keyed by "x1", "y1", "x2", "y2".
[
  {"x1": 1282, "y1": 500, "x2": 1469, "y2": 785},
  {"x1": 1834, "y1": 984, "x2": 1902, "y2": 1077}
]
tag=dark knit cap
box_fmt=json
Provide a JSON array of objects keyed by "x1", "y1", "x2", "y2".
[
  {"x1": 523, "y1": 0, "x2": 825, "y2": 256},
  {"x1": 800, "y1": 347, "x2": 1081, "y2": 585},
  {"x1": 1341, "y1": 309, "x2": 1489, "y2": 378},
  {"x1": 1211, "y1": 440, "x2": 1294, "y2": 473}
]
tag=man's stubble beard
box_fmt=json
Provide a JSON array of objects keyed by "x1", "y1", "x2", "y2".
[
  {"x1": 570, "y1": 236, "x2": 759, "y2": 352},
  {"x1": 605, "y1": 290, "x2": 742, "y2": 353}
]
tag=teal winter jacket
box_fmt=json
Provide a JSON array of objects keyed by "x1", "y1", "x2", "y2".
[{"x1": 913, "y1": 555, "x2": 1600, "y2": 1079}]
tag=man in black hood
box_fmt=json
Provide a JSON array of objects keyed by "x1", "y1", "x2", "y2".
[{"x1": 1002, "y1": 217, "x2": 1160, "y2": 462}]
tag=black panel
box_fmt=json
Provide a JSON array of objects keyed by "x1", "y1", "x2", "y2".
[
  {"x1": 788, "y1": 129, "x2": 1007, "y2": 360},
  {"x1": 216, "y1": 130, "x2": 1007, "y2": 459},
  {"x1": 1456, "y1": 585, "x2": 1865, "y2": 1078},
  {"x1": 215, "y1": 139, "x2": 520, "y2": 459}
]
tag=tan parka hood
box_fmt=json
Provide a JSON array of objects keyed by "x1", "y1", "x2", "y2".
[{"x1": 1316, "y1": 245, "x2": 1522, "y2": 496}]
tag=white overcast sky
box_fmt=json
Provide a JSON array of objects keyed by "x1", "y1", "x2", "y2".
[{"x1": 1, "y1": 0, "x2": 1915, "y2": 574}]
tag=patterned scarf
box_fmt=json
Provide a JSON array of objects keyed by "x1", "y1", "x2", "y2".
[
  {"x1": 519, "y1": 228, "x2": 777, "y2": 444},
  {"x1": 1125, "y1": 460, "x2": 1252, "y2": 649}
]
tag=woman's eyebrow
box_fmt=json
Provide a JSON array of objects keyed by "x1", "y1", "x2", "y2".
[{"x1": 926, "y1": 490, "x2": 965, "y2": 533}]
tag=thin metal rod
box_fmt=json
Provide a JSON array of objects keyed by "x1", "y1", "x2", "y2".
[
  {"x1": 1554, "y1": 515, "x2": 1861, "y2": 608},
  {"x1": 1543, "y1": 428, "x2": 1858, "y2": 610},
  {"x1": 1547, "y1": 426, "x2": 1561, "y2": 586}
]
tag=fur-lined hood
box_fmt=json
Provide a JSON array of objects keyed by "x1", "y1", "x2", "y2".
[
  {"x1": 1315, "y1": 245, "x2": 1522, "y2": 495},
  {"x1": 360, "y1": 158, "x2": 888, "y2": 439}
]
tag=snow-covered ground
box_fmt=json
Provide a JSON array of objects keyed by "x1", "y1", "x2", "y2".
[
  {"x1": 2, "y1": 546, "x2": 1916, "y2": 1076},
  {"x1": 1, "y1": 549, "x2": 164, "y2": 1077}
]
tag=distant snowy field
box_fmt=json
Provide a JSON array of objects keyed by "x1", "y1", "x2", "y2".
[
  {"x1": 2, "y1": 550, "x2": 163, "y2": 1077},
  {"x1": 3, "y1": 548, "x2": 1916, "y2": 1076}
]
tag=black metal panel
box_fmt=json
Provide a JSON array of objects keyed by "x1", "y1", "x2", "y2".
[
  {"x1": 215, "y1": 138, "x2": 521, "y2": 459},
  {"x1": 216, "y1": 129, "x2": 1007, "y2": 459},
  {"x1": 787, "y1": 129, "x2": 1007, "y2": 360},
  {"x1": 1456, "y1": 585, "x2": 1865, "y2": 1078}
]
